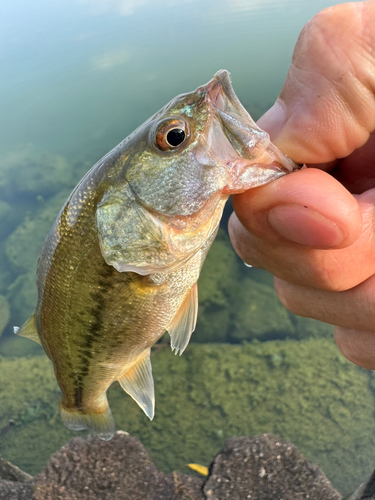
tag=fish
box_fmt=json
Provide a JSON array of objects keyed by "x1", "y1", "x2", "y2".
[{"x1": 15, "y1": 70, "x2": 298, "y2": 440}]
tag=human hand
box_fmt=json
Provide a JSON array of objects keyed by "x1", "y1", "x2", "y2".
[{"x1": 229, "y1": 1, "x2": 375, "y2": 369}]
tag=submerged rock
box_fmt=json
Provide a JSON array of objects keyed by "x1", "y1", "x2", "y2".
[
  {"x1": 0, "y1": 339, "x2": 373, "y2": 496},
  {"x1": 5, "y1": 189, "x2": 71, "y2": 274},
  {"x1": 194, "y1": 229, "x2": 333, "y2": 344},
  {"x1": 0, "y1": 433, "x2": 342, "y2": 500},
  {"x1": 4, "y1": 189, "x2": 72, "y2": 327},
  {"x1": 195, "y1": 229, "x2": 241, "y2": 343},
  {"x1": 0, "y1": 147, "x2": 73, "y2": 202},
  {"x1": 0, "y1": 201, "x2": 13, "y2": 239},
  {"x1": 6, "y1": 272, "x2": 37, "y2": 327},
  {"x1": 230, "y1": 277, "x2": 295, "y2": 341},
  {"x1": 0, "y1": 296, "x2": 10, "y2": 338}
]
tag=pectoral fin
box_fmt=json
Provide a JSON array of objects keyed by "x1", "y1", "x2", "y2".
[
  {"x1": 13, "y1": 314, "x2": 41, "y2": 345},
  {"x1": 118, "y1": 349, "x2": 155, "y2": 420},
  {"x1": 168, "y1": 283, "x2": 198, "y2": 356}
]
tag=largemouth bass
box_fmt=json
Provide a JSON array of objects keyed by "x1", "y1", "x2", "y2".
[{"x1": 15, "y1": 70, "x2": 298, "y2": 440}]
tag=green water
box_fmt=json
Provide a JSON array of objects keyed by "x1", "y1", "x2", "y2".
[{"x1": 0, "y1": 0, "x2": 369, "y2": 497}]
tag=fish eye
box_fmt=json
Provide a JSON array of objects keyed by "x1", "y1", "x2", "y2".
[
  {"x1": 155, "y1": 118, "x2": 190, "y2": 151},
  {"x1": 167, "y1": 128, "x2": 185, "y2": 146}
]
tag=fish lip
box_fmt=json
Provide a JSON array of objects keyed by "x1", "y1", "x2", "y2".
[
  {"x1": 221, "y1": 164, "x2": 290, "y2": 195},
  {"x1": 204, "y1": 70, "x2": 300, "y2": 193},
  {"x1": 205, "y1": 69, "x2": 246, "y2": 116}
]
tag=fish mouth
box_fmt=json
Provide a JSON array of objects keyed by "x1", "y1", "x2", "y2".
[
  {"x1": 204, "y1": 70, "x2": 299, "y2": 194},
  {"x1": 206, "y1": 70, "x2": 247, "y2": 118}
]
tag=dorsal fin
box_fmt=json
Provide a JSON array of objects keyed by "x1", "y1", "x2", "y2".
[
  {"x1": 168, "y1": 282, "x2": 198, "y2": 356},
  {"x1": 13, "y1": 314, "x2": 41, "y2": 345},
  {"x1": 118, "y1": 349, "x2": 155, "y2": 420}
]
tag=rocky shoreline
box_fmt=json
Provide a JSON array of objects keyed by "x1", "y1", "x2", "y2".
[{"x1": 2, "y1": 432, "x2": 369, "y2": 500}]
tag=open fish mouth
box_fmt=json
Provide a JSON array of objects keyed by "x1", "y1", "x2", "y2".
[{"x1": 204, "y1": 70, "x2": 300, "y2": 194}]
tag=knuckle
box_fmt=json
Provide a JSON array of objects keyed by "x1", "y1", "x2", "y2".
[
  {"x1": 309, "y1": 251, "x2": 348, "y2": 292},
  {"x1": 274, "y1": 279, "x2": 305, "y2": 316},
  {"x1": 334, "y1": 326, "x2": 375, "y2": 370}
]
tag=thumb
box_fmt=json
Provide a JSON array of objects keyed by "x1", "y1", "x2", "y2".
[{"x1": 257, "y1": 1, "x2": 375, "y2": 164}]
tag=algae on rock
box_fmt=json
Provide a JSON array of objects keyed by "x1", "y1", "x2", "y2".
[
  {"x1": 5, "y1": 189, "x2": 71, "y2": 274},
  {"x1": 0, "y1": 201, "x2": 14, "y2": 239},
  {"x1": 195, "y1": 229, "x2": 241, "y2": 343},
  {"x1": 0, "y1": 296, "x2": 10, "y2": 337},
  {"x1": 195, "y1": 229, "x2": 332, "y2": 343},
  {"x1": 230, "y1": 276, "x2": 294, "y2": 341},
  {"x1": 123, "y1": 339, "x2": 374, "y2": 498},
  {"x1": 0, "y1": 339, "x2": 373, "y2": 497},
  {"x1": 0, "y1": 147, "x2": 73, "y2": 201},
  {"x1": 3, "y1": 189, "x2": 72, "y2": 330},
  {"x1": 0, "y1": 148, "x2": 75, "y2": 333},
  {"x1": 0, "y1": 334, "x2": 43, "y2": 357},
  {"x1": 6, "y1": 272, "x2": 38, "y2": 327}
]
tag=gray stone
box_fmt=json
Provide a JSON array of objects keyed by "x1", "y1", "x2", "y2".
[
  {"x1": 0, "y1": 456, "x2": 32, "y2": 482},
  {"x1": 203, "y1": 434, "x2": 342, "y2": 500},
  {"x1": 350, "y1": 470, "x2": 375, "y2": 499},
  {"x1": 0, "y1": 433, "x2": 346, "y2": 500},
  {"x1": 0, "y1": 480, "x2": 33, "y2": 500},
  {"x1": 32, "y1": 431, "x2": 203, "y2": 500}
]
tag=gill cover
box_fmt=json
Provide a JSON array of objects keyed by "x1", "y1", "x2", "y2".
[{"x1": 96, "y1": 183, "x2": 218, "y2": 275}]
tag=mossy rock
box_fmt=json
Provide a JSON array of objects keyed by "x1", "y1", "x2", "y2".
[
  {"x1": 116, "y1": 340, "x2": 375, "y2": 496},
  {"x1": 198, "y1": 229, "x2": 241, "y2": 304},
  {"x1": 6, "y1": 272, "x2": 37, "y2": 327},
  {"x1": 0, "y1": 147, "x2": 73, "y2": 201},
  {"x1": 0, "y1": 339, "x2": 374, "y2": 497},
  {"x1": 195, "y1": 234, "x2": 330, "y2": 343},
  {"x1": 289, "y1": 313, "x2": 333, "y2": 340},
  {"x1": 0, "y1": 244, "x2": 15, "y2": 296},
  {"x1": 194, "y1": 229, "x2": 241, "y2": 343},
  {"x1": 5, "y1": 189, "x2": 71, "y2": 274},
  {"x1": 230, "y1": 276, "x2": 295, "y2": 341},
  {"x1": 244, "y1": 266, "x2": 275, "y2": 287},
  {"x1": 0, "y1": 334, "x2": 43, "y2": 357},
  {"x1": 0, "y1": 201, "x2": 14, "y2": 239},
  {"x1": 195, "y1": 301, "x2": 231, "y2": 343},
  {"x1": 0, "y1": 296, "x2": 10, "y2": 337}
]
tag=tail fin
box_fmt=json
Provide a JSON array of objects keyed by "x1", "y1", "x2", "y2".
[{"x1": 59, "y1": 400, "x2": 115, "y2": 441}]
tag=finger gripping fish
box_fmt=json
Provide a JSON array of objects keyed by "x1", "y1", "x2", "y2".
[{"x1": 15, "y1": 70, "x2": 298, "y2": 440}]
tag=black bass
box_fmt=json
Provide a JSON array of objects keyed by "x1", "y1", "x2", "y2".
[{"x1": 15, "y1": 70, "x2": 298, "y2": 440}]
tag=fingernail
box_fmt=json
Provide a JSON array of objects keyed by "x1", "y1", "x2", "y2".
[
  {"x1": 268, "y1": 204, "x2": 345, "y2": 248},
  {"x1": 257, "y1": 100, "x2": 286, "y2": 141}
]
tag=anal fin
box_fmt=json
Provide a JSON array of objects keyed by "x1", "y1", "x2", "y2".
[
  {"x1": 168, "y1": 282, "x2": 198, "y2": 356},
  {"x1": 118, "y1": 349, "x2": 155, "y2": 420},
  {"x1": 13, "y1": 314, "x2": 41, "y2": 345}
]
